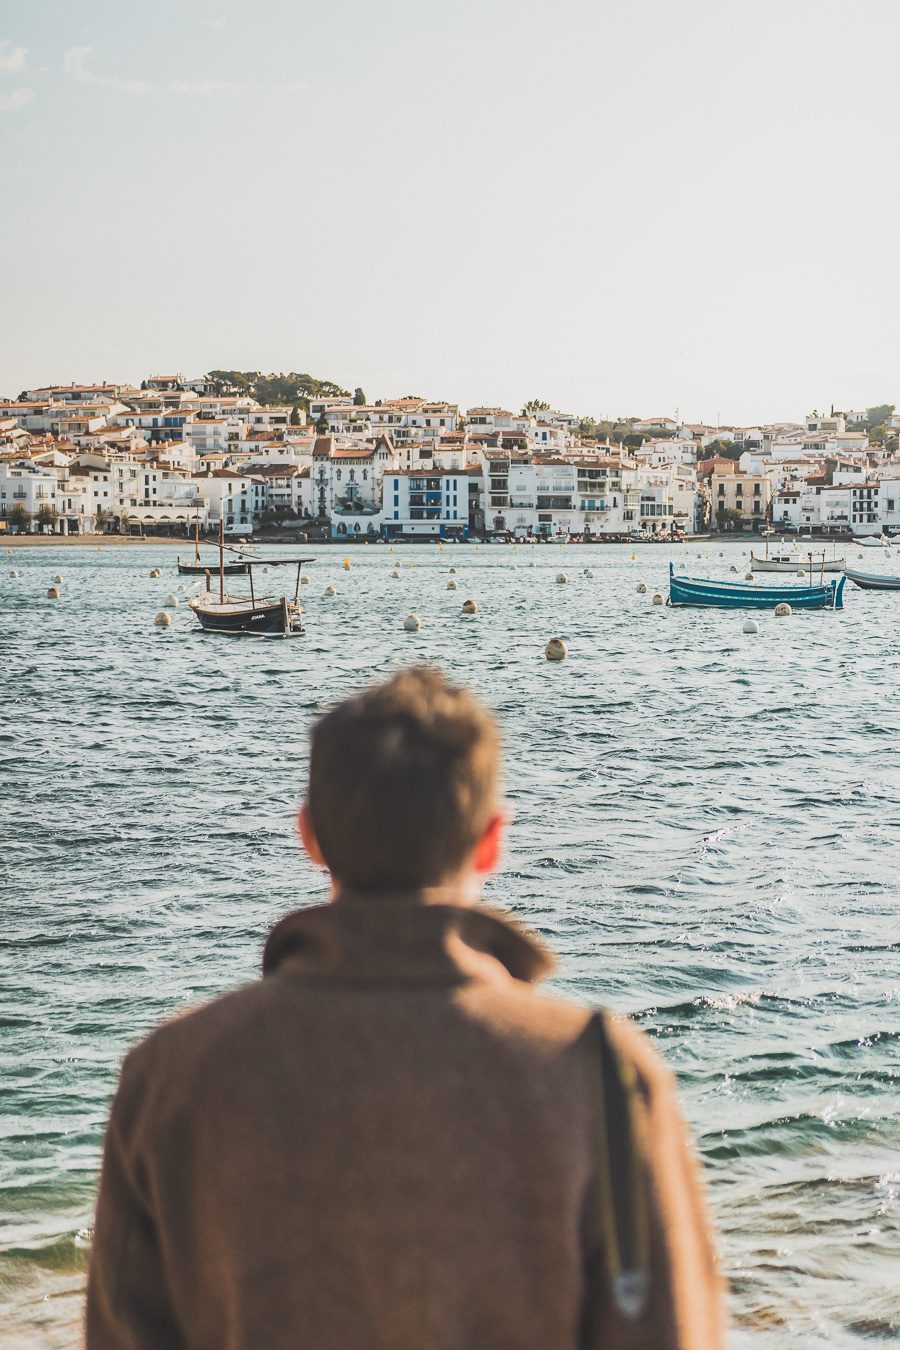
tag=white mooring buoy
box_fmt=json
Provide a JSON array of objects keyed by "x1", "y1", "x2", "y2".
[
  {"x1": 652, "y1": 593, "x2": 664, "y2": 606},
  {"x1": 154, "y1": 610, "x2": 172, "y2": 626},
  {"x1": 403, "y1": 613, "x2": 421, "y2": 632},
  {"x1": 461, "y1": 599, "x2": 477, "y2": 614},
  {"x1": 150, "y1": 568, "x2": 161, "y2": 578},
  {"x1": 47, "y1": 586, "x2": 60, "y2": 600},
  {"x1": 545, "y1": 637, "x2": 568, "y2": 661},
  {"x1": 774, "y1": 602, "x2": 792, "y2": 617},
  {"x1": 636, "y1": 582, "x2": 647, "y2": 594},
  {"x1": 165, "y1": 594, "x2": 179, "y2": 607},
  {"x1": 556, "y1": 572, "x2": 568, "y2": 584},
  {"x1": 447, "y1": 579, "x2": 458, "y2": 590},
  {"x1": 324, "y1": 585, "x2": 336, "y2": 596},
  {"x1": 743, "y1": 618, "x2": 759, "y2": 634}
]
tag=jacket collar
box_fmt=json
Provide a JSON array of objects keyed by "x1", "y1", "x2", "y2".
[{"x1": 262, "y1": 889, "x2": 555, "y2": 987}]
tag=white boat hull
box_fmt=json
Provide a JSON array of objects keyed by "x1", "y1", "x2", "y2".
[{"x1": 751, "y1": 554, "x2": 845, "y2": 573}]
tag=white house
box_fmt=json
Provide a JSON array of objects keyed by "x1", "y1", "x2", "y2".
[
  {"x1": 849, "y1": 482, "x2": 881, "y2": 535},
  {"x1": 183, "y1": 417, "x2": 247, "y2": 457},
  {"x1": 193, "y1": 470, "x2": 263, "y2": 534},
  {"x1": 310, "y1": 439, "x2": 395, "y2": 525},
  {"x1": 0, "y1": 459, "x2": 59, "y2": 527},
  {"x1": 818, "y1": 485, "x2": 852, "y2": 534},
  {"x1": 633, "y1": 416, "x2": 678, "y2": 434},
  {"x1": 382, "y1": 469, "x2": 469, "y2": 538}
]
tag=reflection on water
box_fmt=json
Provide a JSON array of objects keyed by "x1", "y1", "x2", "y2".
[{"x1": 2, "y1": 541, "x2": 899, "y2": 1347}]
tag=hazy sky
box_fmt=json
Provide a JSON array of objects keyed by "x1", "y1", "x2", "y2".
[{"x1": 2, "y1": 0, "x2": 899, "y2": 424}]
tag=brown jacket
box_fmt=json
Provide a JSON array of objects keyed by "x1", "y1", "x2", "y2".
[{"x1": 87, "y1": 893, "x2": 725, "y2": 1349}]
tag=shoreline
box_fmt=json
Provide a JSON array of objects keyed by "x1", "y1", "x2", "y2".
[
  {"x1": 2, "y1": 532, "x2": 855, "y2": 549},
  {"x1": 3, "y1": 534, "x2": 180, "y2": 548}
]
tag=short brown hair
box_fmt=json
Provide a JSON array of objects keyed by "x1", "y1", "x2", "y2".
[{"x1": 307, "y1": 667, "x2": 500, "y2": 892}]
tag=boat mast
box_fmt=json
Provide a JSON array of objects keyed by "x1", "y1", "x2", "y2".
[
  {"x1": 219, "y1": 516, "x2": 225, "y2": 603},
  {"x1": 194, "y1": 509, "x2": 200, "y2": 564}
]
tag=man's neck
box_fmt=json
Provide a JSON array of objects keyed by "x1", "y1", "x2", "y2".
[{"x1": 329, "y1": 877, "x2": 479, "y2": 907}]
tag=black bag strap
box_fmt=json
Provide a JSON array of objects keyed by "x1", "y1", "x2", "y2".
[{"x1": 592, "y1": 1012, "x2": 650, "y2": 1320}]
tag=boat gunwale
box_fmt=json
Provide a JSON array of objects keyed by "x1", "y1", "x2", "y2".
[{"x1": 674, "y1": 574, "x2": 835, "y2": 596}]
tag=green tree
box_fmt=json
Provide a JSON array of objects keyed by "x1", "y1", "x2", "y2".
[
  {"x1": 353, "y1": 387, "x2": 367, "y2": 406},
  {"x1": 703, "y1": 438, "x2": 743, "y2": 461},
  {"x1": 315, "y1": 415, "x2": 329, "y2": 434},
  {"x1": 865, "y1": 403, "x2": 894, "y2": 431},
  {"x1": 204, "y1": 370, "x2": 351, "y2": 414},
  {"x1": 9, "y1": 503, "x2": 30, "y2": 532},
  {"x1": 716, "y1": 506, "x2": 743, "y2": 532},
  {"x1": 259, "y1": 506, "x2": 297, "y2": 529},
  {"x1": 36, "y1": 503, "x2": 57, "y2": 531},
  {"x1": 522, "y1": 399, "x2": 551, "y2": 416}
]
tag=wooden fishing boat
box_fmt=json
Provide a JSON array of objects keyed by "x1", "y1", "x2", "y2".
[
  {"x1": 843, "y1": 567, "x2": 900, "y2": 591},
  {"x1": 189, "y1": 590, "x2": 304, "y2": 634},
  {"x1": 669, "y1": 563, "x2": 845, "y2": 609},
  {"x1": 751, "y1": 552, "x2": 845, "y2": 573},
  {"x1": 751, "y1": 535, "x2": 844, "y2": 573},
  {"x1": 177, "y1": 513, "x2": 249, "y2": 575},
  {"x1": 178, "y1": 557, "x2": 249, "y2": 576},
  {"x1": 189, "y1": 521, "x2": 312, "y2": 635}
]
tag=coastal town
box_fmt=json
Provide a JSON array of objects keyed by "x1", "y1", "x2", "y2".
[{"x1": 2, "y1": 372, "x2": 899, "y2": 542}]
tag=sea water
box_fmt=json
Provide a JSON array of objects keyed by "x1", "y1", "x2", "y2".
[{"x1": 1, "y1": 542, "x2": 898, "y2": 1347}]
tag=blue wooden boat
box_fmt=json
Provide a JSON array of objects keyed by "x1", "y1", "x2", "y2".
[{"x1": 668, "y1": 563, "x2": 845, "y2": 610}]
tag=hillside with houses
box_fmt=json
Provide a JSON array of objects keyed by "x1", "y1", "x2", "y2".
[{"x1": 2, "y1": 374, "x2": 899, "y2": 541}]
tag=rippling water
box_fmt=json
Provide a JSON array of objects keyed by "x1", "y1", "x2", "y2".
[{"x1": 2, "y1": 541, "x2": 899, "y2": 1347}]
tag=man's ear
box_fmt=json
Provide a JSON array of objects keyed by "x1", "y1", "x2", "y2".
[
  {"x1": 298, "y1": 801, "x2": 326, "y2": 868},
  {"x1": 472, "y1": 811, "x2": 505, "y2": 876}
]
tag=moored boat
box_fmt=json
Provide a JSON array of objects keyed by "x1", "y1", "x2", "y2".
[
  {"x1": 177, "y1": 513, "x2": 250, "y2": 575},
  {"x1": 751, "y1": 534, "x2": 844, "y2": 573},
  {"x1": 178, "y1": 557, "x2": 249, "y2": 576},
  {"x1": 669, "y1": 563, "x2": 845, "y2": 609},
  {"x1": 843, "y1": 567, "x2": 900, "y2": 591},
  {"x1": 750, "y1": 552, "x2": 845, "y2": 573},
  {"x1": 189, "y1": 590, "x2": 303, "y2": 634},
  {"x1": 188, "y1": 521, "x2": 312, "y2": 635}
]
